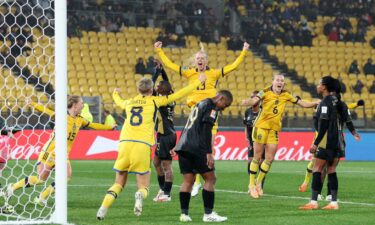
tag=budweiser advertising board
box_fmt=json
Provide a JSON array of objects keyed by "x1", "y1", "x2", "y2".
[{"x1": 4, "y1": 130, "x2": 317, "y2": 161}]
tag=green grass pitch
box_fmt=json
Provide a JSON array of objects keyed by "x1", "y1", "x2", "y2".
[{"x1": 1, "y1": 160, "x2": 375, "y2": 224}]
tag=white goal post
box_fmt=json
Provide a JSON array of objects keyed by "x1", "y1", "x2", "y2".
[{"x1": 0, "y1": 0, "x2": 68, "y2": 224}]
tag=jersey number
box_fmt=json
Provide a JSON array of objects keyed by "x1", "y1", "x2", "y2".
[
  {"x1": 273, "y1": 106, "x2": 278, "y2": 114},
  {"x1": 68, "y1": 132, "x2": 76, "y2": 141},
  {"x1": 185, "y1": 106, "x2": 199, "y2": 129},
  {"x1": 197, "y1": 82, "x2": 206, "y2": 90},
  {"x1": 130, "y1": 107, "x2": 143, "y2": 126}
]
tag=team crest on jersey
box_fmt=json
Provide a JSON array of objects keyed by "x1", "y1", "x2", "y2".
[
  {"x1": 257, "y1": 134, "x2": 262, "y2": 140},
  {"x1": 210, "y1": 110, "x2": 217, "y2": 119}
]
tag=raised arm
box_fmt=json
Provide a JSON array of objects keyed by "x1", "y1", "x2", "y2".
[
  {"x1": 156, "y1": 74, "x2": 206, "y2": 106},
  {"x1": 112, "y1": 88, "x2": 127, "y2": 109},
  {"x1": 222, "y1": 42, "x2": 249, "y2": 75},
  {"x1": 88, "y1": 122, "x2": 115, "y2": 130},
  {"x1": 30, "y1": 101, "x2": 55, "y2": 117},
  {"x1": 154, "y1": 41, "x2": 181, "y2": 73}
]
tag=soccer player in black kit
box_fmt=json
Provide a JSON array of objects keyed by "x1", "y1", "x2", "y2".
[
  {"x1": 299, "y1": 76, "x2": 358, "y2": 210},
  {"x1": 151, "y1": 60, "x2": 176, "y2": 202},
  {"x1": 173, "y1": 90, "x2": 233, "y2": 222}
]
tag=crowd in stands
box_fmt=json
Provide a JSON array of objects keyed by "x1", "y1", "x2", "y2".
[
  {"x1": 135, "y1": 56, "x2": 155, "y2": 75},
  {"x1": 228, "y1": 0, "x2": 317, "y2": 47},
  {"x1": 348, "y1": 59, "x2": 375, "y2": 75}
]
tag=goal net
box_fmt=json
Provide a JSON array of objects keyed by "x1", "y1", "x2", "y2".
[{"x1": 0, "y1": 0, "x2": 67, "y2": 224}]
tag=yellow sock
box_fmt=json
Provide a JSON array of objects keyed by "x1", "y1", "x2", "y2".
[
  {"x1": 257, "y1": 160, "x2": 271, "y2": 185},
  {"x1": 303, "y1": 161, "x2": 313, "y2": 184},
  {"x1": 194, "y1": 175, "x2": 201, "y2": 185},
  {"x1": 138, "y1": 187, "x2": 149, "y2": 199},
  {"x1": 40, "y1": 182, "x2": 55, "y2": 200},
  {"x1": 249, "y1": 159, "x2": 259, "y2": 188},
  {"x1": 101, "y1": 183, "x2": 123, "y2": 209},
  {"x1": 13, "y1": 176, "x2": 43, "y2": 191}
]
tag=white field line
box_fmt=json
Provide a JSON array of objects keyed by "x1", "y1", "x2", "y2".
[{"x1": 69, "y1": 184, "x2": 375, "y2": 207}]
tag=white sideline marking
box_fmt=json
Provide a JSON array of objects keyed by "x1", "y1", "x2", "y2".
[{"x1": 69, "y1": 184, "x2": 375, "y2": 207}]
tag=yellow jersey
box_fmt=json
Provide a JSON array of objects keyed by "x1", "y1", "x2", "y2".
[
  {"x1": 113, "y1": 79, "x2": 202, "y2": 146},
  {"x1": 347, "y1": 102, "x2": 358, "y2": 110},
  {"x1": 31, "y1": 102, "x2": 113, "y2": 158},
  {"x1": 156, "y1": 48, "x2": 247, "y2": 107},
  {"x1": 254, "y1": 87, "x2": 299, "y2": 131}
]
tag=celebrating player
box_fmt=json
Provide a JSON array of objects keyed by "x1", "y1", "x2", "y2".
[
  {"x1": 173, "y1": 90, "x2": 233, "y2": 222},
  {"x1": 2, "y1": 96, "x2": 116, "y2": 206},
  {"x1": 151, "y1": 62, "x2": 176, "y2": 202},
  {"x1": 242, "y1": 74, "x2": 319, "y2": 198},
  {"x1": 154, "y1": 40, "x2": 249, "y2": 196},
  {"x1": 96, "y1": 74, "x2": 206, "y2": 220}
]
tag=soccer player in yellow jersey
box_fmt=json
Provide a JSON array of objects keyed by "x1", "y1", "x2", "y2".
[
  {"x1": 242, "y1": 74, "x2": 320, "y2": 198},
  {"x1": 298, "y1": 99, "x2": 364, "y2": 194},
  {"x1": 4, "y1": 96, "x2": 115, "y2": 205},
  {"x1": 96, "y1": 74, "x2": 206, "y2": 220},
  {"x1": 154, "y1": 40, "x2": 249, "y2": 196}
]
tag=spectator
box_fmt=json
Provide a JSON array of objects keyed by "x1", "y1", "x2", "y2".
[
  {"x1": 348, "y1": 60, "x2": 360, "y2": 74},
  {"x1": 363, "y1": 58, "x2": 374, "y2": 75},
  {"x1": 103, "y1": 110, "x2": 117, "y2": 127},
  {"x1": 338, "y1": 76, "x2": 347, "y2": 93},
  {"x1": 135, "y1": 57, "x2": 146, "y2": 75},
  {"x1": 328, "y1": 27, "x2": 339, "y2": 42},
  {"x1": 352, "y1": 79, "x2": 364, "y2": 94},
  {"x1": 145, "y1": 56, "x2": 155, "y2": 74},
  {"x1": 370, "y1": 81, "x2": 375, "y2": 93}
]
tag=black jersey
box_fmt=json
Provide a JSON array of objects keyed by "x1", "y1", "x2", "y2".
[
  {"x1": 156, "y1": 102, "x2": 176, "y2": 135},
  {"x1": 175, "y1": 99, "x2": 218, "y2": 154},
  {"x1": 243, "y1": 108, "x2": 259, "y2": 141},
  {"x1": 313, "y1": 95, "x2": 340, "y2": 150}
]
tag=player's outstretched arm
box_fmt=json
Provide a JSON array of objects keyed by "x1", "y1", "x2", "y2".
[
  {"x1": 112, "y1": 88, "x2": 127, "y2": 109},
  {"x1": 297, "y1": 99, "x2": 320, "y2": 108},
  {"x1": 242, "y1": 96, "x2": 260, "y2": 107},
  {"x1": 156, "y1": 74, "x2": 206, "y2": 106},
  {"x1": 87, "y1": 122, "x2": 116, "y2": 130},
  {"x1": 27, "y1": 98, "x2": 55, "y2": 117},
  {"x1": 154, "y1": 41, "x2": 181, "y2": 74},
  {"x1": 222, "y1": 42, "x2": 249, "y2": 75}
]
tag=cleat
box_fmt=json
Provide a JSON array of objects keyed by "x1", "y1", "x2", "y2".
[
  {"x1": 96, "y1": 206, "x2": 108, "y2": 220},
  {"x1": 248, "y1": 186, "x2": 259, "y2": 199},
  {"x1": 179, "y1": 214, "x2": 192, "y2": 222},
  {"x1": 256, "y1": 183, "x2": 263, "y2": 196},
  {"x1": 191, "y1": 183, "x2": 201, "y2": 197},
  {"x1": 153, "y1": 189, "x2": 164, "y2": 202},
  {"x1": 325, "y1": 195, "x2": 332, "y2": 201},
  {"x1": 134, "y1": 191, "x2": 143, "y2": 216},
  {"x1": 318, "y1": 194, "x2": 324, "y2": 201},
  {"x1": 33, "y1": 196, "x2": 47, "y2": 206},
  {"x1": 299, "y1": 202, "x2": 318, "y2": 210},
  {"x1": 322, "y1": 203, "x2": 339, "y2": 210},
  {"x1": 0, "y1": 204, "x2": 14, "y2": 214},
  {"x1": 155, "y1": 194, "x2": 171, "y2": 202},
  {"x1": 299, "y1": 183, "x2": 308, "y2": 192},
  {"x1": 203, "y1": 211, "x2": 227, "y2": 222}
]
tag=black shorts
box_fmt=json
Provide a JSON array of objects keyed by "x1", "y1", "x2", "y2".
[
  {"x1": 314, "y1": 147, "x2": 339, "y2": 165},
  {"x1": 155, "y1": 133, "x2": 176, "y2": 160},
  {"x1": 177, "y1": 151, "x2": 214, "y2": 174},
  {"x1": 337, "y1": 149, "x2": 345, "y2": 158}
]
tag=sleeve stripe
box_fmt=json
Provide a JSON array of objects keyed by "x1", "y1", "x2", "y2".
[
  {"x1": 221, "y1": 68, "x2": 224, "y2": 77},
  {"x1": 179, "y1": 66, "x2": 182, "y2": 76}
]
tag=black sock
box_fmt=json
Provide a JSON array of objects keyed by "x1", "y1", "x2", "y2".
[
  {"x1": 180, "y1": 192, "x2": 191, "y2": 215},
  {"x1": 328, "y1": 173, "x2": 338, "y2": 201},
  {"x1": 202, "y1": 189, "x2": 215, "y2": 214},
  {"x1": 247, "y1": 162, "x2": 251, "y2": 174},
  {"x1": 326, "y1": 180, "x2": 331, "y2": 196},
  {"x1": 164, "y1": 182, "x2": 172, "y2": 196},
  {"x1": 157, "y1": 175, "x2": 165, "y2": 191},
  {"x1": 311, "y1": 172, "x2": 322, "y2": 201}
]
